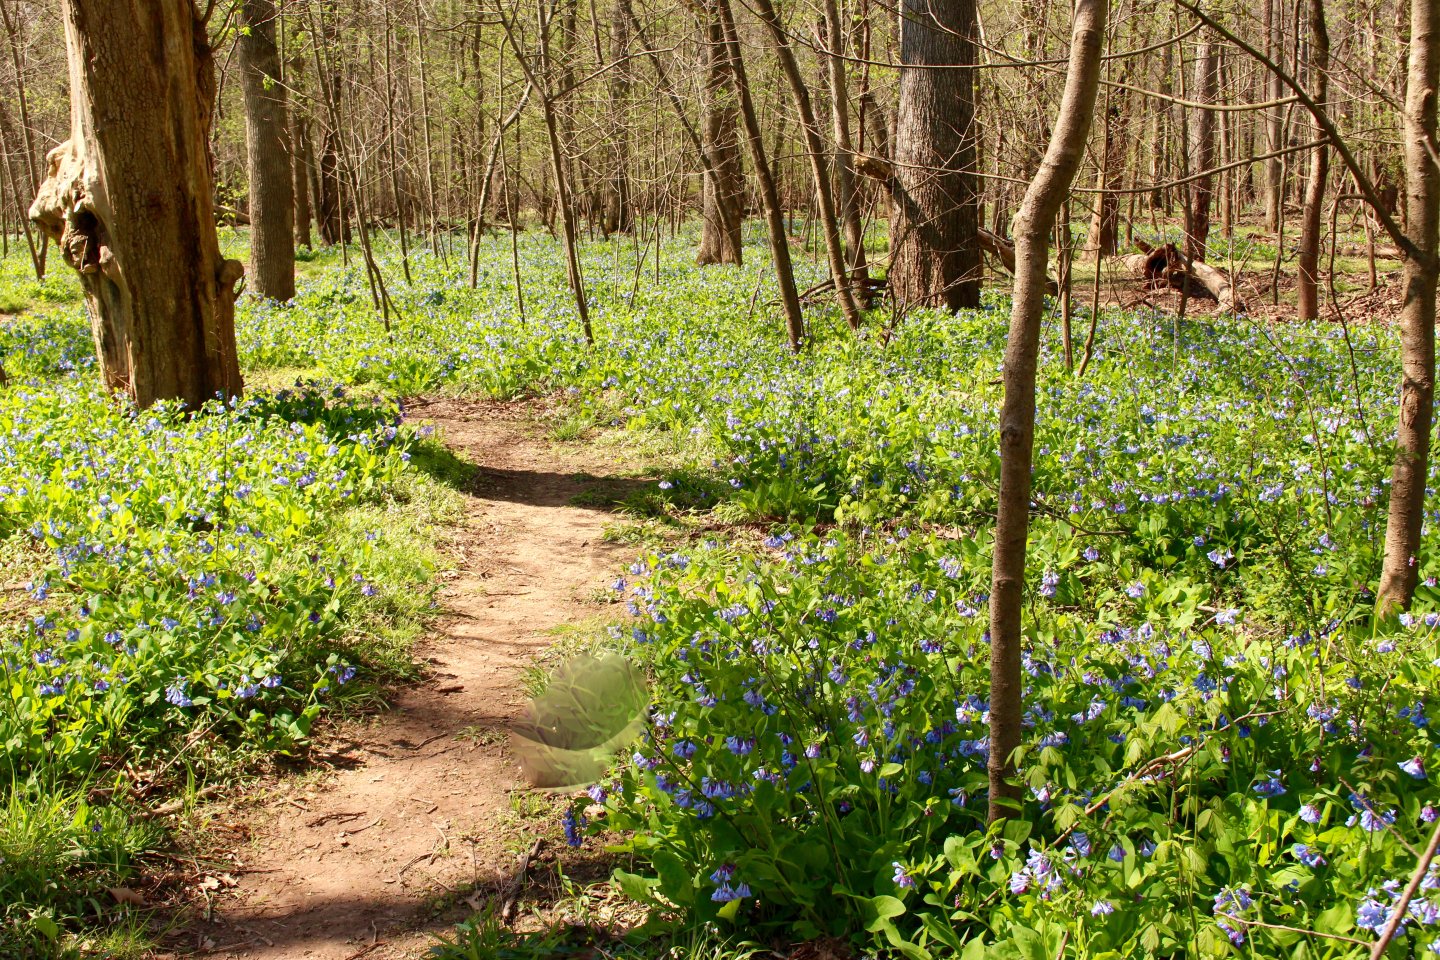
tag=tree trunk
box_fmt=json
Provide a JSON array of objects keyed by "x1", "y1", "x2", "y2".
[
  {"x1": 819, "y1": 0, "x2": 868, "y2": 293},
  {"x1": 292, "y1": 110, "x2": 314, "y2": 249},
  {"x1": 750, "y1": 0, "x2": 862, "y2": 329},
  {"x1": 607, "y1": 2, "x2": 634, "y2": 234},
  {"x1": 238, "y1": 0, "x2": 295, "y2": 301},
  {"x1": 314, "y1": 12, "x2": 346, "y2": 248},
  {"x1": 1084, "y1": 83, "x2": 1125, "y2": 260},
  {"x1": 713, "y1": 0, "x2": 805, "y2": 349},
  {"x1": 1263, "y1": 0, "x2": 1284, "y2": 231},
  {"x1": 1296, "y1": 0, "x2": 1328, "y2": 321},
  {"x1": 987, "y1": 0, "x2": 1107, "y2": 823},
  {"x1": 696, "y1": 4, "x2": 744, "y2": 266},
  {"x1": 1377, "y1": 0, "x2": 1440, "y2": 615},
  {"x1": 1185, "y1": 39, "x2": 1218, "y2": 262},
  {"x1": 30, "y1": 0, "x2": 243, "y2": 410},
  {"x1": 890, "y1": 0, "x2": 981, "y2": 313}
]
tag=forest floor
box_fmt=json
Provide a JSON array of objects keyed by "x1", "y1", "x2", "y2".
[{"x1": 157, "y1": 397, "x2": 649, "y2": 960}]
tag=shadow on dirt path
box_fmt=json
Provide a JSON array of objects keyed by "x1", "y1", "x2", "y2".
[{"x1": 172, "y1": 398, "x2": 646, "y2": 959}]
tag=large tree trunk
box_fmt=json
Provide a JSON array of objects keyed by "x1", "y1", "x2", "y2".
[
  {"x1": 889, "y1": 0, "x2": 981, "y2": 313},
  {"x1": 238, "y1": 0, "x2": 295, "y2": 301},
  {"x1": 987, "y1": 0, "x2": 1107, "y2": 823},
  {"x1": 30, "y1": 0, "x2": 243, "y2": 410},
  {"x1": 1296, "y1": 0, "x2": 1329, "y2": 321},
  {"x1": 1185, "y1": 40, "x2": 1218, "y2": 262},
  {"x1": 1377, "y1": 0, "x2": 1440, "y2": 614},
  {"x1": 696, "y1": 5, "x2": 744, "y2": 266}
]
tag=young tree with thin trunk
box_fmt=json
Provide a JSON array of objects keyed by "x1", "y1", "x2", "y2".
[
  {"x1": 988, "y1": 0, "x2": 1108, "y2": 823},
  {"x1": 818, "y1": 0, "x2": 868, "y2": 294},
  {"x1": 712, "y1": 0, "x2": 804, "y2": 350},
  {"x1": 238, "y1": 0, "x2": 296, "y2": 302},
  {"x1": 1262, "y1": 0, "x2": 1284, "y2": 232},
  {"x1": 30, "y1": 0, "x2": 243, "y2": 410},
  {"x1": 749, "y1": 0, "x2": 862, "y2": 329},
  {"x1": 890, "y1": 0, "x2": 981, "y2": 313},
  {"x1": 1377, "y1": 0, "x2": 1440, "y2": 614}
]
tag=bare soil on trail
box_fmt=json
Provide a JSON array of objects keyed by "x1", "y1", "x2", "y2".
[{"x1": 165, "y1": 398, "x2": 647, "y2": 960}]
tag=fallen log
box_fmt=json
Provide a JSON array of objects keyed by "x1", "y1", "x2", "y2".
[{"x1": 1120, "y1": 239, "x2": 1244, "y2": 314}]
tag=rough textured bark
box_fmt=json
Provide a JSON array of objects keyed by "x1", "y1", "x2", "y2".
[
  {"x1": 1377, "y1": 0, "x2": 1440, "y2": 614},
  {"x1": 890, "y1": 0, "x2": 981, "y2": 312},
  {"x1": 1296, "y1": 0, "x2": 1328, "y2": 321},
  {"x1": 1185, "y1": 40, "x2": 1218, "y2": 261},
  {"x1": 30, "y1": 0, "x2": 243, "y2": 410},
  {"x1": 988, "y1": 0, "x2": 1107, "y2": 822},
  {"x1": 696, "y1": 5, "x2": 744, "y2": 266},
  {"x1": 238, "y1": 0, "x2": 295, "y2": 301}
]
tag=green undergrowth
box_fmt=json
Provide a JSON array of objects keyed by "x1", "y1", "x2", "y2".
[
  {"x1": 2, "y1": 223, "x2": 1436, "y2": 959},
  {"x1": 0, "y1": 286, "x2": 461, "y2": 954}
]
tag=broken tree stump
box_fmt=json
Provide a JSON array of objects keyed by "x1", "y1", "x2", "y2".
[{"x1": 1120, "y1": 239, "x2": 1244, "y2": 314}]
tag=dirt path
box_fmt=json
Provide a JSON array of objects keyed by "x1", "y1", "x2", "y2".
[{"x1": 179, "y1": 399, "x2": 643, "y2": 959}]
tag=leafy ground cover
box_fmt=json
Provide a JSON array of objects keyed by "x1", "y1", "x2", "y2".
[
  {"x1": 2, "y1": 226, "x2": 1436, "y2": 958},
  {"x1": 0, "y1": 288, "x2": 458, "y2": 955}
]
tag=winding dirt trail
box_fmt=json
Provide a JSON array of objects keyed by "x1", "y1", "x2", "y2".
[{"x1": 180, "y1": 399, "x2": 642, "y2": 959}]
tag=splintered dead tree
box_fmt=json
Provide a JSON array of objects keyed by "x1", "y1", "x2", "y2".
[
  {"x1": 31, "y1": 0, "x2": 243, "y2": 410},
  {"x1": 988, "y1": 0, "x2": 1107, "y2": 821}
]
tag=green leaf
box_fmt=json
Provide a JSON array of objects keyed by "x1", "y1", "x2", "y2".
[
  {"x1": 863, "y1": 894, "x2": 908, "y2": 934},
  {"x1": 612, "y1": 869, "x2": 660, "y2": 904}
]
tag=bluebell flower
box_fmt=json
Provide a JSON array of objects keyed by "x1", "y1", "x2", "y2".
[
  {"x1": 1356, "y1": 898, "x2": 1391, "y2": 932},
  {"x1": 1402, "y1": 757, "x2": 1428, "y2": 779},
  {"x1": 165, "y1": 679, "x2": 193, "y2": 708},
  {"x1": 1254, "y1": 773, "x2": 1286, "y2": 797},
  {"x1": 561, "y1": 808, "x2": 586, "y2": 847}
]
